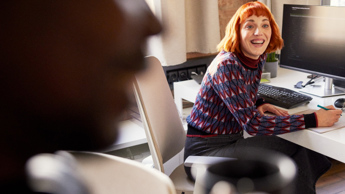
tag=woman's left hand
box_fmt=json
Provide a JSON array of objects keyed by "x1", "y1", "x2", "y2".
[{"x1": 257, "y1": 103, "x2": 289, "y2": 116}]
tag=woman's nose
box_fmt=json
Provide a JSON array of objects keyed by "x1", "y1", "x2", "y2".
[{"x1": 254, "y1": 27, "x2": 262, "y2": 36}]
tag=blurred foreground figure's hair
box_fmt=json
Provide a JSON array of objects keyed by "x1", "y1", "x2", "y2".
[{"x1": 0, "y1": 1, "x2": 161, "y2": 193}]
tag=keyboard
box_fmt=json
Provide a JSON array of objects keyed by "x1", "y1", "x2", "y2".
[{"x1": 258, "y1": 84, "x2": 313, "y2": 109}]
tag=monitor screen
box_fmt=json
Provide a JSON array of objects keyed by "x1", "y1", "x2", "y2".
[{"x1": 280, "y1": 4, "x2": 345, "y2": 97}]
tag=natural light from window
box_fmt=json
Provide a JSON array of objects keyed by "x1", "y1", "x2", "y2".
[{"x1": 331, "y1": 0, "x2": 345, "y2": 6}]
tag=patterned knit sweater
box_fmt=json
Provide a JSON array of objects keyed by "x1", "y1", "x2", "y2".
[{"x1": 186, "y1": 51, "x2": 316, "y2": 136}]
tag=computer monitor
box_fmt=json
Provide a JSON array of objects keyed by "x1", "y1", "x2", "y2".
[{"x1": 279, "y1": 4, "x2": 345, "y2": 97}]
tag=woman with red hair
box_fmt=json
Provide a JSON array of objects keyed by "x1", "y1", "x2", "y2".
[{"x1": 184, "y1": 1, "x2": 341, "y2": 193}]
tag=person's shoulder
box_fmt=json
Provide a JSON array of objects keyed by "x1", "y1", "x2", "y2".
[
  {"x1": 217, "y1": 50, "x2": 235, "y2": 58},
  {"x1": 214, "y1": 51, "x2": 240, "y2": 66}
]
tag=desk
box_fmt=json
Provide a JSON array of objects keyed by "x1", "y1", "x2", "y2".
[
  {"x1": 101, "y1": 119, "x2": 147, "y2": 152},
  {"x1": 174, "y1": 79, "x2": 200, "y2": 115},
  {"x1": 174, "y1": 66, "x2": 345, "y2": 163}
]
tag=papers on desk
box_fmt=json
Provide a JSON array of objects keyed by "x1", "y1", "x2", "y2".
[
  {"x1": 260, "y1": 72, "x2": 271, "y2": 83},
  {"x1": 260, "y1": 78, "x2": 270, "y2": 83},
  {"x1": 294, "y1": 109, "x2": 345, "y2": 133}
]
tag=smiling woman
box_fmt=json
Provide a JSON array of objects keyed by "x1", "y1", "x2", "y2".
[
  {"x1": 217, "y1": 1, "x2": 283, "y2": 55},
  {"x1": 239, "y1": 15, "x2": 271, "y2": 59},
  {"x1": 183, "y1": 1, "x2": 339, "y2": 193}
]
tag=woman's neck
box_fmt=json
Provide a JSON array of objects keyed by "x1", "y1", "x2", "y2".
[{"x1": 235, "y1": 51, "x2": 260, "y2": 69}]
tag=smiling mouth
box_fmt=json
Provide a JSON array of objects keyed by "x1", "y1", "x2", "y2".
[{"x1": 251, "y1": 40, "x2": 265, "y2": 44}]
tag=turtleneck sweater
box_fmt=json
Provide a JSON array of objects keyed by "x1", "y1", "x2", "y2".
[{"x1": 235, "y1": 51, "x2": 260, "y2": 69}]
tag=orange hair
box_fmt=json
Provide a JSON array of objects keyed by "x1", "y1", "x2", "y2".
[{"x1": 217, "y1": 1, "x2": 283, "y2": 54}]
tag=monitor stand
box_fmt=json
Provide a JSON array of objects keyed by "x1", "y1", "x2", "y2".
[{"x1": 299, "y1": 77, "x2": 345, "y2": 97}]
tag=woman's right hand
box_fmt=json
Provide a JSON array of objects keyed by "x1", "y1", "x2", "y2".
[{"x1": 315, "y1": 105, "x2": 342, "y2": 127}]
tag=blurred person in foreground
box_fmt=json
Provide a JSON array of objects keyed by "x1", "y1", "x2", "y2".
[
  {"x1": 0, "y1": 0, "x2": 161, "y2": 193},
  {"x1": 184, "y1": 2, "x2": 341, "y2": 193}
]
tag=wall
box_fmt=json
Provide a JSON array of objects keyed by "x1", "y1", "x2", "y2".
[{"x1": 218, "y1": 0, "x2": 255, "y2": 39}]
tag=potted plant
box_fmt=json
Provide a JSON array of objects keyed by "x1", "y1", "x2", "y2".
[{"x1": 264, "y1": 52, "x2": 278, "y2": 78}]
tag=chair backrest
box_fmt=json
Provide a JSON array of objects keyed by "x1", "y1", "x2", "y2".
[
  {"x1": 27, "y1": 151, "x2": 175, "y2": 194},
  {"x1": 133, "y1": 56, "x2": 186, "y2": 173},
  {"x1": 72, "y1": 151, "x2": 176, "y2": 194}
]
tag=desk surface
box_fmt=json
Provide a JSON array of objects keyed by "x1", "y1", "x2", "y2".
[
  {"x1": 101, "y1": 119, "x2": 147, "y2": 152},
  {"x1": 174, "y1": 67, "x2": 345, "y2": 163}
]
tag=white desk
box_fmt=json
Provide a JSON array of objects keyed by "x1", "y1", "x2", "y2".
[
  {"x1": 174, "y1": 79, "x2": 200, "y2": 115},
  {"x1": 174, "y1": 67, "x2": 345, "y2": 163},
  {"x1": 101, "y1": 119, "x2": 147, "y2": 152}
]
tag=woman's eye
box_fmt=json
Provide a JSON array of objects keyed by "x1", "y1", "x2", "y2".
[
  {"x1": 263, "y1": 24, "x2": 270, "y2": 28},
  {"x1": 245, "y1": 25, "x2": 253, "y2": 29}
]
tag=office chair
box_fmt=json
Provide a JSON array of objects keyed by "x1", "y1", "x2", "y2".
[
  {"x1": 72, "y1": 151, "x2": 176, "y2": 194},
  {"x1": 133, "y1": 56, "x2": 231, "y2": 194},
  {"x1": 27, "y1": 151, "x2": 176, "y2": 194}
]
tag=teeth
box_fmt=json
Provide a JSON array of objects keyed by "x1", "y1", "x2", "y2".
[{"x1": 251, "y1": 40, "x2": 264, "y2": 44}]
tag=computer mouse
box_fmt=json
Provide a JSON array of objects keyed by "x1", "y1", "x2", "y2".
[{"x1": 334, "y1": 98, "x2": 345, "y2": 108}]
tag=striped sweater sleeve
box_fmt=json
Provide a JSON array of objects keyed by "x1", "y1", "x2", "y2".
[{"x1": 210, "y1": 58, "x2": 306, "y2": 136}]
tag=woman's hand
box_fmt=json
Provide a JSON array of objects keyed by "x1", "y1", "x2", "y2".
[
  {"x1": 315, "y1": 105, "x2": 342, "y2": 127},
  {"x1": 257, "y1": 103, "x2": 289, "y2": 116}
]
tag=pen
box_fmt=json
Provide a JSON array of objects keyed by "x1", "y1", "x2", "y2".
[
  {"x1": 317, "y1": 105, "x2": 330, "y2": 110},
  {"x1": 317, "y1": 105, "x2": 342, "y2": 116}
]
